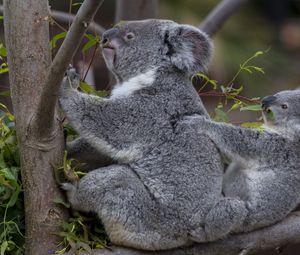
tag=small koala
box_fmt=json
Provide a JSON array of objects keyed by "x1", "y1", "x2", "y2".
[
  {"x1": 185, "y1": 89, "x2": 300, "y2": 233},
  {"x1": 59, "y1": 19, "x2": 247, "y2": 250}
]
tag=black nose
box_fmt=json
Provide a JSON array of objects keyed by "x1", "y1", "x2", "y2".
[
  {"x1": 101, "y1": 28, "x2": 119, "y2": 44},
  {"x1": 261, "y1": 95, "x2": 277, "y2": 109}
]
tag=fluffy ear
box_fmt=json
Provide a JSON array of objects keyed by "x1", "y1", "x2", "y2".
[{"x1": 163, "y1": 24, "x2": 213, "y2": 75}]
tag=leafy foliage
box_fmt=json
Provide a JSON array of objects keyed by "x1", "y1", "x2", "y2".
[
  {"x1": 54, "y1": 81, "x2": 109, "y2": 254},
  {"x1": 0, "y1": 105, "x2": 24, "y2": 255},
  {"x1": 0, "y1": 44, "x2": 8, "y2": 75},
  {"x1": 54, "y1": 148, "x2": 109, "y2": 254},
  {"x1": 193, "y1": 51, "x2": 266, "y2": 124}
]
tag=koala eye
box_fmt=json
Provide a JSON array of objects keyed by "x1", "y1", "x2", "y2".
[
  {"x1": 125, "y1": 32, "x2": 135, "y2": 40},
  {"x1": 281, "y1": 104, "x2": 288, "y2": 109}
]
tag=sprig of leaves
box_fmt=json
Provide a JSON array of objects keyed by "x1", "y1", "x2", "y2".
[
  {"x1": 195, "y1": 51, "x2": 266, "y2": 124},
  {"x1": 0, "y1": 107, "x2": 24, "y2": 255}
]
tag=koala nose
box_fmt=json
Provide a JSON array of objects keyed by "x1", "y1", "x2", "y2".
[
  {"x1": 261, "y1": 95, "x2": 277, "y2": 110},
  {"x1": 101, "y1": 28, "x2": 119, "y2": 45}
]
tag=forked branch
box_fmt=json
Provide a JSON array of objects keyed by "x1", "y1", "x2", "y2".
[{"x1": 35, "y1": 0, "x2": 104, "y2": 135}]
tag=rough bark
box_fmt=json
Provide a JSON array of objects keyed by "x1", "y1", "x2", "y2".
[
  {"x1": 36, "y1": 0, "x2": 104, "y2": 137},
  {"x1": 65, "y1": 212, "x2": 300, "y2": 255},
  {"x1": 3, "y1": 1, "x2": 67, "y2": 254},
  {"x1": 199, "y1": 0, "x2": 250, "y2": 36},
  {"x1": 115, "y1": 0, "x2": 158, "y2": 23}
]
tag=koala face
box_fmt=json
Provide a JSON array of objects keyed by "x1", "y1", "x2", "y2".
[
  {"x1": 261, "y1": 89, "x2": 300, "y2": 129},
  {"x1": 101, "y1": 19, "x2": 212, "y2": 82}
]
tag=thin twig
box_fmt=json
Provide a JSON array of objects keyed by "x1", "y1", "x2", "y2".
[
  {"x1": 83, "y1": 42, "x2": 100, "y2": 81},
  {"x1": 199, "y1": 91, "x2": 261, "y2": 104}
]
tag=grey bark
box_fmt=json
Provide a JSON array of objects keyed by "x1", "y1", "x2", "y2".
[
  {"x1": 199, "y1": 0, "x2": 250, "y2": 36},
  {"x1": 65, "y1": 212, "x2": 300, "y2": 255},
  {"x1": 3, "y1": 0, "x2": 105, "y2": 254},
  {"x1": 115, "y1": 0, "x2": 158, "y2": 23},
  {"x1": 36, "y1": 0, "x2": 104, "y2": 137},
  {"x1": 3, "y1": 1, "x2": 67, "y2": 254}
]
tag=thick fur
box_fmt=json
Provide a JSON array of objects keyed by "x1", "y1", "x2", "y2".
[
  {"x1": 185, "y1": 89, "x2": 300, "y2": 233},
  {"x1": 59, "y1": 19, "x2": 247, "y2": 250}
]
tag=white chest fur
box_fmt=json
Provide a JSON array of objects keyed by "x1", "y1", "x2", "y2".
[{"x1": 110, "y1": 69, "x2": 156, "y2": 99}]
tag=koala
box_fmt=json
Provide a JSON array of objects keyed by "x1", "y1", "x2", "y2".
[
  {"x1": 185, "y1": 89, "x2": 300, "y2": 233},
  {"x1": 59, "y1": 19, "x2": 247, "y2": 250}
]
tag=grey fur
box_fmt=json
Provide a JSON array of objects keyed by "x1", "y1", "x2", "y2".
[
  {"x1": 59, "y1": 19, "x2": 247, "y2": 250},
  {"x1": 185, "y1": 89, "x2": 300, "y2": 233}
]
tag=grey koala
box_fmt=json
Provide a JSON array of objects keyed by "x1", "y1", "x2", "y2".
[
  {"x1": 59, "y1": 19, "x2": 247, "y2": 250},
  {"x1": 185, "y1": 89, "x2": 300, "y2": 233}
]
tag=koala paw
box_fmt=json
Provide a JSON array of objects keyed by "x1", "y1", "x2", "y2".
[
  {"x1": 61, "y1": 182, "x2": 76, "y2": 192},
  {"x1": 61, "y1": 182, "x2": 78, "y2": 204},
  {"x1": 65, "y1": 66, "x2": 80, "y2": 89}
]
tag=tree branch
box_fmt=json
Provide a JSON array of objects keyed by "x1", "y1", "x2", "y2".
[
  {"x1": 51, "y1": 9, "x2": 105, "y2": 35},
  {"x1": 35, "y1": 0, "x2": 104, "y2": 137},
  {"x1": 0, "y1": 6, "x2": 105, "y2": 35},
  {"x1": 199, "y1": 0, "x2": 251, "y2": 36},
  {"x1": 65, "y1": 211, "x2": 300, "y2": 255},
  {"x1": 115, "y1": 0, "x2": 158, "y2": 23}
]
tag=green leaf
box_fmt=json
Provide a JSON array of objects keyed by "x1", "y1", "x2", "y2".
[
  {"x1": 53, "y1": 197, "x2": 71, "y2": 208},
  {"x1": 214, "y1": 108, "x2": 229, "y2": 123},
  {"x1": 84, "y1": 33, "x2": 96, "y2": 41},
  {"x1": 240, "y1": 104, "x2": 262, "y2": 111},
  {"x1": 0, "y1": 44, "x2": 7, "y2": 57},
  {"x1": 254, "y1": 51, "x2": 264, "y2": 57},
  {"x1": 252, "y1": 66, "x2": 265, "y2": 74},
  {"x1": 242, "y1": 67, "x2": 253, "y2": 74},
  {"x1": 0, "y1": 90, "x2": 11, "y2": 97},
  {"x1": 7, "y1": 186, "x2": 20, "y2": 207},
  {"x1": 2, "y1": 168, "x2": 17, "y2": 182},
  {"x1": 241, "y1": 122, "x2": 263, "y2": 129},
  {"x1": 82, "y1": 38, "x2": 99, "y2": 53},
  {"x1": 229, "y1": 101, "x2": 242, "y2": 111},
  {"x1": 73, "y1": 2, "x2": 83, "y2": 6},
  {"x1": 1, "y1": 241, "x2": 8, "y2": 255},
  {"x1": 265, "y1": 109, "x2": 275, "y2": 121},
  {"x1": 50, "y1": 32, "x2": 67, "y2": 49},
  {"x1": 80, "y1": 81, "x2": 107, "y2": 97},
  {"x1": 194, "y1": 73, "x2": 218, "y2": 89}
]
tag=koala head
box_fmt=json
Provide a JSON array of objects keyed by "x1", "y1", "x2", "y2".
[
  {"x1": 101, "y1": 19, "x2": 212, "y2": 82},
  {"x1": 261, "y1": 89, "x2": 300, "y2": 131}
]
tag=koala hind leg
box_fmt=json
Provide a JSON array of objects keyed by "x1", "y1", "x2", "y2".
[
  {"x1": 63, "y1": 164, "x2": 186, "y2": 250},
  {"x1": 190, "y1": 197, "x2": 247, "y2": 242}
]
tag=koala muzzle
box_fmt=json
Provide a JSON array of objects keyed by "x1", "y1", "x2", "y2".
[
  {"x1": 261, "y1": 95, "x2": 277, "y2": 110},
  {"x1": 101, "y1": 28, "x2": 119, "y2": 46}
]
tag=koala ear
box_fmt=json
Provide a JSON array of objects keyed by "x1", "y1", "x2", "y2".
[{"x1": 163, "y1": 24, "x2": 213, "y2": 75}]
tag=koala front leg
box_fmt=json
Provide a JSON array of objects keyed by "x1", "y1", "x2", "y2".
[
  {"x1": 185, "y1": 116, "x2": 277, "y2": 164},
  {"x1": 59, "y1": 69, "x2": 118, "y2": 157}
]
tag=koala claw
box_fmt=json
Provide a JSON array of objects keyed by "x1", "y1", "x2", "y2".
[
  {"x1": 189, "y1": 227, "x2": 207, "y2": 243},
  {"x1": 61, "y1": 182, "x2": 76, "y2": 191},
  {"x1": 65, "y1": 67, "x2": 80, "y2": 89}
]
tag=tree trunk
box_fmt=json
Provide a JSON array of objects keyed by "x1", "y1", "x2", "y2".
[
  {"x1": 115, "y1": 0, "x2": 158, "y2": 23},
  {"x1": 3, "y1": 1, "x2": 68, "y2": 254}
]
